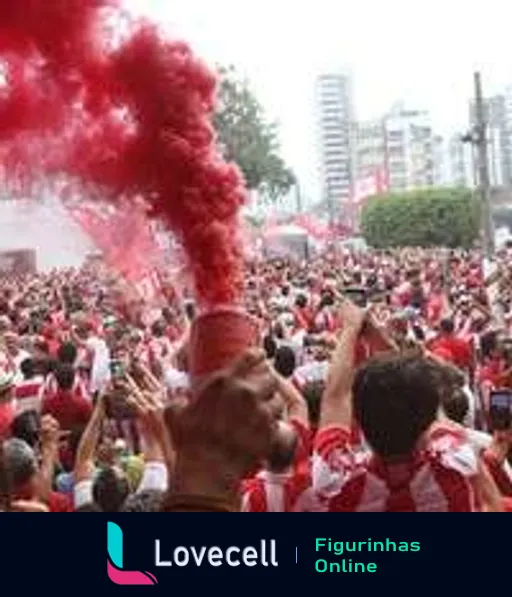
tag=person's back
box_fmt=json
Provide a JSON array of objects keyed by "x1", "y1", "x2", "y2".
[
  {"x1": 241, "y1": 417, "x2": 315, "y2": 512},
  {"x1": 14, "y1": 358, "x2": 44, "y2": 416},
  {"x1": 42, "y1": 364, "x2": 92, "y2": 430},
  {"x1": 313, "y1": 355, "x2": 485, "y2": 512},
  {"x1": 430, "y1": 319, "x2": 472, "y2": 370}
]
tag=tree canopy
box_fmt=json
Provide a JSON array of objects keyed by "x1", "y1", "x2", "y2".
[
  {"x1": 214, "y1": 66, "x2": 295, "y2": 202},
  {"x1": 361, "y1": 188, "x2": 481, "y2": 249}
]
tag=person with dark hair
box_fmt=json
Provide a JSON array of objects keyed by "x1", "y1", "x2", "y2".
[
  {"x1": 122, "y1": 489, "x2": 164, "y2": 513},
  {"x1": 429, "y1": 318, "x2": 473, "y2": 371},
  {"x1": 313, "y1": 300, "x2": 503, "y2": 512},
  {"x1": 262, "y1": 334, "x2": 277, "y2": 360},
  {"x1": 14, "y1": 357, "x2": 45, "y2": 416},
  {"x1": 241, "y1": 374, "x2": 319, "y2": 512},
  {"x1": 441, "y1": 386, "x2": 512, "y2": 496},
  {"x1": 41, "y1": 364, "x2": 92, "y2": 431},
  {"x1": 74, "y1": 367, "x2": 172, "y2": 512},
  {"x1": 314, "y1": 292, "x2": 336, "y2": 333},
  {"x1": 1, "y1": 416, "x2": 73, "y2": 512},
  {"x1": 478, "y1": 330, "x2": 508, "y2": 390},
  {"x1": 76, "y1": 503, "x2": 102, "y2": 512},
  {"x1": 273, "y1": 346, "x2": 296, "y2": 379},
  {"x1": 11, "y1": 411, "x2": 39, "y2": 448},
  {"x1": 93, "y1": 467, "x2": 130, "y2": 513},
  {"x1": 57, "y1": 342, "x2": 78, "y2": 365},
  {"x1": 301, "y1": 380, "x2": 324, "y2": 434},
  {"x1": 293, "y1": 294, "x2": 313, "y2": 332}
]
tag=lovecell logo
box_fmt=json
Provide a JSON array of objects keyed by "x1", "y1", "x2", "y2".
[{"x1": 107, "y1": 522, "x2": 158, "y2": 586}]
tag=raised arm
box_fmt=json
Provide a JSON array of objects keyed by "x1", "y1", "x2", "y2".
[
  {"x1": 275, "y1": 374, "x2": 308, "y2": 426},
  {"x1": 37, "y1": 415, "x2": 62, "y2": 503},
  {"x1": 320, "y1": 301, "x2": 365, "y2": 430},
  {"x1": 73, "y1": 394, "x2": 105, "y2": 483}
]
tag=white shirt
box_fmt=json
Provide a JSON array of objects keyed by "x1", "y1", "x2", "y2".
[
  {"x1": 86, "y1": 336, "x2": 111, "y2": 394},
  {"x1": 466, "y1": 428, "x2": 512, "y2": 482},
  {"x1": 12, "y1": 350, "x2": 31, "y2": 383},
  {"x1": 164, "y1": 367, "x2": 189, "y2": 393},
  {"x1": 294, "y1": 360, "x2": 329, "y2": 388}
]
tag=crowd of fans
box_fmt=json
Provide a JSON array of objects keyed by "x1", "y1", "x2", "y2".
[{"x1": 2, "y1": 245, "x2": 512, "y2": 512}]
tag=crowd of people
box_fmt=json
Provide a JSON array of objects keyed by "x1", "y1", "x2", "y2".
[{"x1": 2, "y1": 245, "x2": 512, "y2": 512}]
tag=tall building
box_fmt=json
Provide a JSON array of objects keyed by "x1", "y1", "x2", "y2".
[
  {"x1": 384, "y1": 104, "x2": 434, "y2": 192},
  {"x1": 314, "y1": 73, "x2": 354, "y2": 211},
  {"x1": 447, "y1": 133, "x2": 475, "y2": 188},
  {"x1": 432, "y1": 135, "x2": 448, "y2": 186},
  {"x1": 355, "y1": 118, "x2": 387, "y2": 181},
  {"x1": 432, "y1": 134, "x2": 475, "y2": 188},
  {"x1": 469, "y1": 94, "x2": 511, "y2": 187},
  {"x1": 505, "y1": 86, "x2": 512, "y2": 185},
  {"x1": 354, "y1": 104, "x2": 435, "y2": 193}
]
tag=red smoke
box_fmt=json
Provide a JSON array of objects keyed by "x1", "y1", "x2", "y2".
[{"x1": 0, "y1": 1, "x2": 246, "y2": 307}]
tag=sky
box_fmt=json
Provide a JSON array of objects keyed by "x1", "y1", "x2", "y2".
[{"x1": 126, "y1": 0, "x2": 512, "y2": 201}]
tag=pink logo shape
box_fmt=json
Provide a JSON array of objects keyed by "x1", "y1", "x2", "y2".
[{"x1": 107, "y1": 560, "x2": 158, "y2": 586}]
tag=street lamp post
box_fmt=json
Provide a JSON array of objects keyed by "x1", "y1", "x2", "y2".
[{"x1": 462, "y1": 72, "x2": 494, "y2": 258}]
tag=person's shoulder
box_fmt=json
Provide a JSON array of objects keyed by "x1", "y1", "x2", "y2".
[
  {"x1": 466, "y1": 428, "x2": 492, "y2": 451},
  {"x1": 313, "y1": 425, "x2": 352, "y2": 454}
]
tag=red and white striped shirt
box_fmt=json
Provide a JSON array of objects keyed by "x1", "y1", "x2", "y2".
[
  {"x1": 43, "y1": 372, "x2": 89, "y2": 402},
  {"x1": 241, "y1": 420, "x2": 322, "y2": 512},
  {"x1": 312, "y1": 423, "x2": 480, "y2": 512},
  {"x1": 14, "y1": 376, "x2": 45, "y2": 415}
]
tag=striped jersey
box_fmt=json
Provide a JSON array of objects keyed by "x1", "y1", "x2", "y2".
[{"x1": 312, "y1": 422, "x2": 480, "y2": 512}]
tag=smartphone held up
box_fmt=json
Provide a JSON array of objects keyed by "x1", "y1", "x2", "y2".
[{"x1": 490, "y1": 390, "x2": 512, "y2": 432}]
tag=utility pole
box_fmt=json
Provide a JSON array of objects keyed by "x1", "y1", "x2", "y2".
[
  {"x1": 473, "y1": 71, "x2": 494, "y2": 258},
  {"x1": 295, "y1": 180, "x2": 303, "y2": 214}
]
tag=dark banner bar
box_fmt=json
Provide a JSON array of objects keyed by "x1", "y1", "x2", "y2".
[{"x1": 0, "y1": 514, "x2": 501, "y2": 594}]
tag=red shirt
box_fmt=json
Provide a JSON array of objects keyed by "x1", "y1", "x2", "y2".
[
  {"x1": 293, "y1": 307, "x2": 314, "y2": 332},
  {"x1": 429, "y1": 335, "x2": 472, "y2": 370},
  {"x1": 0, "y1": 402, "x2": 14, "y2": 439},
  {"x1": 426, "y1": 293, "x2": 444, "y2": 325},
  {"x1": 478, "y1": 358, "x2": 506, "y2": 388},
  {"x1": 42, "y1": 388, "x2": 92, "y2": 430},
  {"x1": 48, "y1": 491, "x2": 74, "y2": 513}
]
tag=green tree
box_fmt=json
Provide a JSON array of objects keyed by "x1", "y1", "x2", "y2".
[
  {"x1": 361, "y1": 188, "x2": 481, "y2": 249},
  {"x1": 214, "y1": 66, "x2": 295, "y2": 202}
]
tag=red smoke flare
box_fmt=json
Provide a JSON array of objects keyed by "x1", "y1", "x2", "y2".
[{"x1": 0, "y1": 1, "x2": 247, "y2": 307}]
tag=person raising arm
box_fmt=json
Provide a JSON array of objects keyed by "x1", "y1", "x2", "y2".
[{"x1": 320, "y1": 300, "x2": 366, "y2": 430}]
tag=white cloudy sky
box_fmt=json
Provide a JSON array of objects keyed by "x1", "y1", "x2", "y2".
[{"x1": 125, "y1": 0, "x2": 512, "y2": 199}]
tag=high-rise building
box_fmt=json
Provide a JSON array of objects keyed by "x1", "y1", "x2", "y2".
[
  {"x1": 469, "y1": 94, "x2": 511, "y2": 187},
  {"x1": 432, "y1": 134, "x2": 475, "y2": 188},
  {"x1": 432, "y1": 135, "x2": 448, "y2": 186},
  {"x1": 384, "y1": 104, "x2": 434, "y2": 192},
  {"x1": 447, "y1": 133, "x2": 475, "y2": 188},
  {"x1": 354, "y1": 104, "x2": 435, "y2": 193},
  {"x1": 314, "y1": 73, "x2": 354, "y2": 212},
  {"x1": 355, "y1": 118, "x2": 387, "y2": 181}
]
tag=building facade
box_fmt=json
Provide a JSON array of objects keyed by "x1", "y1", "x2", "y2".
[
  {"x1": 354, "y1": 105, "x2": 435, "y2": 193},
  {"x1": 315, "y1": 73, "x2": 354, "y2": 210},
  {"x1": 355, "y1": 118, "x2": 387, "y2": 181},
  {"x1": 469, "y1": 94, "x2": 511, "y2": 187},
  {"x1": 383, "y1": 104, "x2": 434, "y2": 192},
  {"x1": 432, "y1": 133, "x2": 475, "y2": 188}
]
